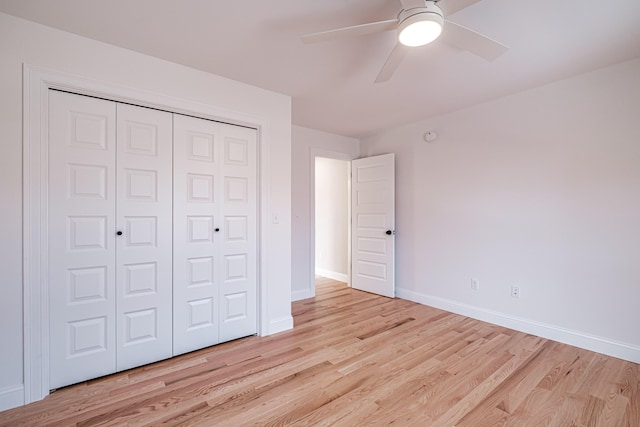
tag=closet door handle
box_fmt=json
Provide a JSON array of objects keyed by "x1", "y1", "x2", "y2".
[
  {"x1": 116, "y1": 231, "x2": 123, "y2": 236},
  {"x1": 214, "y1": 228, "x2": 220, "y2": 232}
]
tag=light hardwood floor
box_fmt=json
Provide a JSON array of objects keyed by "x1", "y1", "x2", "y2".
[{"x1": 1, "y1": 277, "x2": 638, "y2": 426}]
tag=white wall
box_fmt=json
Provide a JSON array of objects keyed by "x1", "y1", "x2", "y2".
[
  {"x1": 0, "y1": 12, "x2": 292, "y2": 410},
  {"x1": 361, "y1": 58, "x2": 640, "y2": 362},
  {"x1": 291, "y1": 126, "x2": 359, "y2": 301},
  {"x1": 315, "y1": 157, "x2": 349, "y2": 281}
]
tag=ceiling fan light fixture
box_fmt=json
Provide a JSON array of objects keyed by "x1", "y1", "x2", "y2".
[{"x1": 397, "y1": 3, "x2": 444, "y2": 47}]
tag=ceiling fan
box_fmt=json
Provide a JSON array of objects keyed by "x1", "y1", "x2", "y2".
[{"x1": 301, "y1": 0, "x2": 508, "y2": 83}]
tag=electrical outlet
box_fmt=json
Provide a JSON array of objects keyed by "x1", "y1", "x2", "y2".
[
  {"x1": 471, "y1": 278, "x2": 480, "y2": 291},
  {"x1": 511, "y1": 285, "x2": 520, "y2": 298}
]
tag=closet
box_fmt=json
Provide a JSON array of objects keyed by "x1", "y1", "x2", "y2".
[{"x1": 48, "y1": 90, "x2": 257, "y2": 389}]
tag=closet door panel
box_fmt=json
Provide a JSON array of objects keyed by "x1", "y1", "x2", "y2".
[
  {"x1": 219, "y1": 125, "x2": 258, "y2": 342},
  {"x1": 49, "y1": 92, "x2": 257, "y2": 386},
  {"x1": 49, "y1": 91, "x2": 117, "y2": 388},
  {"x1": 116, "y1": 104, "x2": 173, "y2": 370},
  {"x1": 173, "y1": 114, "x2": 221, "y2": 355}
]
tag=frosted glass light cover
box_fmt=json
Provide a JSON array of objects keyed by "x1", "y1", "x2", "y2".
[{"x1": 399, "y1": 20, "x2": 443, "y2": 47}]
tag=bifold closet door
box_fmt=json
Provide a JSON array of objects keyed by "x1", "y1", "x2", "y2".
[
  {"x1": 49, "y1": 91, "x2": 118, "y2": 388},
  {"x1": 49, "y1": 90, "x2": 255, "y2": 387},
  {"x1": 115, "y1": 104, "x2": 173, "y2": 371},
  {"x1": 173, "y1": 115, "x2": 257, "y2": 355},
  {"x1": 218, "y1": 124, "x2": 258, "y2": 342},
  {"x1": 173, "y1": 115, "x2": 221, "y2": 355},
  {"x1": 49, "y1": 91, "x2": 173, "y2": 388}
]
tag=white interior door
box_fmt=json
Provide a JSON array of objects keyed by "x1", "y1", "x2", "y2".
[
  {"x1": 172, "y1": 114, "x2": 221, "y2": 355},
  {"x1": 115, "y1": 104, "x2": 173, "y2": 371},
  {"x1": 49, "y1": 90, "x2": 257, "y2": 388},
  {"x1": 218, "y1": 124, "x2": 258, "y2": 342},
  {"x1": 49, "y1": 91, "x2": 117, "y2": 388},
  {"x1": 351, "y1": 153, "x2": 395, "y2": 298},
  {"x1": 173, "y1": 116, "x2": 257, "y2": 352}
]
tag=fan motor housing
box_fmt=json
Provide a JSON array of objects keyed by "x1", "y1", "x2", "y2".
[
  {"x1": 398, "y1": 1, "x2": 444, "y2": 25},
  {"x1": 397, "y1": 1, "x2": 444, "y2": 47}
]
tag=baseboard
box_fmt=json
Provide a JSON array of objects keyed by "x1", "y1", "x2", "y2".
[
  {"x1": 315, "y1": 268, "x2": 348, "y2": 283},
  {"x1": 292, "y1": 288, "x2": 313, "y2": 302},
  {"x1": 397, "y1": 288, "x2": 640, "y2": 364},
  {"x1": 267, "y1": 315, "x2": 294, "y2": 335},
  {"x1": 0, "y1": 384, "x2": 24, "y2": 411}
]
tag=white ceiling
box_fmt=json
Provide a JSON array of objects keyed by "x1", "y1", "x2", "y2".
[{"x1": 1, "y1": 0, "x2": 640, "y2": 138}]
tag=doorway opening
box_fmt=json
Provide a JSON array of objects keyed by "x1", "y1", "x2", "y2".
[
  {"x1": 308, "y1": 152, "x2": 395, "y2": 299},
  {"x1": 314, "y1": 157, "x2": 350, "y2": 288}
]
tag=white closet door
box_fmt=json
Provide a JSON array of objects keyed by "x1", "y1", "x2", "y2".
[
  {"x1": 49, "y1": 92, "x2": 256, "y2": 385},
  {"x1": 49, "y1": 91, "x2": 117, "y2": 388},
  {"x1": 219, "y1": 124, "x2": 257, "y2": 342},
  {"x1": 115, "y1": 104, "x2": 173, "y2": 370},
  {"x1": 173, "y1": 114, "x2": 221, "y2": 355}
]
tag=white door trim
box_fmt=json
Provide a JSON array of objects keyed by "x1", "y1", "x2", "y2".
[
  {"x1": 308, "y1": 148, "x2": 357, "y2": 299},
  {"x1": 22, "y1": 64, "x2": 269, "y2": 404}
]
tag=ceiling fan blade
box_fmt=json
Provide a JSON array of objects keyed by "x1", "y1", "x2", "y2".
[
  {"x1": 400, "y1": 0, "x2": 426, "y2": 9},
  {"x1": 302, "y1": 19, "x2": 398, "y2": 44},
  {"x1": 375, "y1": 43, "x2": 408, "y2": 83},
  {"x1": 437, "y1": 0, "x2": 482, "y2": 16},
  {"x1": 441, "y1": 20, "x2": 508, "y2": 61}
]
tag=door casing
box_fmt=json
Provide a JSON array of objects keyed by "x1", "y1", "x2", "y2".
[{"x1": 23, "y1": 65, "x2": 269, "y2": 404}]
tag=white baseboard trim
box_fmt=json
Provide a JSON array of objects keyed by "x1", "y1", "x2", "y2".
[
  {"x1": 0, "y1": 384, "x2": 24, "y2": 411},
  {"x1": 397, "y1": 288, "x2": 640, "y2": 364},
  {"x1": 315, "y1": 268, "x2": 348, "y2": 283},
  {"x1": 292, "y1": 288, "x2": 313, "y2": 302},
  {"x1": 266, "y1": 315, "x2": 294, "y2": 336}
]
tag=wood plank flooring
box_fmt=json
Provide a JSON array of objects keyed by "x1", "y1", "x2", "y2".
[{"x1": 1, "y1": 277, "x2": 638, "y2": 426}]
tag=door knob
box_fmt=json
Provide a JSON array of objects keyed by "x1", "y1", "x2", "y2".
[
  {"x1": 214, "y1": 228, "x2": 220, "y2": 232},
  {"x1": 116, "y1": 231, "x2": 123, "y2": 236},
  {"x1": 385, "y1": 230, "x2": 394, "y2": 235}
]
